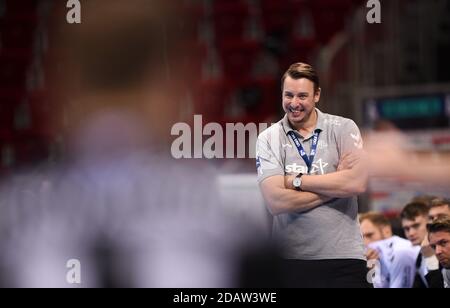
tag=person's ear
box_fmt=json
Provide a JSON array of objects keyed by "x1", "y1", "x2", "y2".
[
  {"x1": 314, "y1": 88, "x2": 321, "y2": 103},
  {"x1": 381, "y1": 225, "x2": 393, "y2": 238}
]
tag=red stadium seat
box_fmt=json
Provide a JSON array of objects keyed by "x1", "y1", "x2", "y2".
[
  {"x1": 280, "y1": 38, "x2": 318, "y2": 69},
  {"x1": 27, "y1": 91, "x2": 55, "y2": 139},
  {"x1": 310, "y1": 0, "x2": 355, "y2": 44},
  {"x1": 217, "y1": 39, "x2": 261, "y2": 83},
  {"x1": 212, "y1": 0, "x2": 249, "y2": 41},
  {"x1": 260, "y1": 0, "x2": 296, "y2": 36},
  {"x1": 0, "y1": 89, "x2": 24, "y2": 132},
  {"x1": 0, "y1": 103, "x2": 16, "y2": 132},
  {"x1": 0, "y1": 14, "x2": 37, "y2": 48},
  {"x1": 192, "y1": 79, "x2": 232, "y2": 121},
  {"x1": 0, "y1": 48, "x2": 32, "y2": 88},
  {"x1": 3, "y1": 0, "x2": 39, "y2": 16}
]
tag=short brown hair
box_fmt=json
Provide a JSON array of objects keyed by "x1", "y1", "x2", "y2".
[
  {"x1": 430, "y1": 198, "x2": 450, "y2": 209},
  {"x1": 411, "y1": 195, "x2": 438, "y2": 207},
  {"x1": 281, "y1": 63, "x2": 320, "y2": 93},
  {"x1": 400, "y1": 202, "x2": 429, "y2": 221},
  {"x1": 359, "y1": 212, "x2": 391, "y2": 227},
  {"x1": 427, "y1": 217, "x2": 450, "y2": 234}
]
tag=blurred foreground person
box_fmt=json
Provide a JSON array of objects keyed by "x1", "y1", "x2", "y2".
[{"x1": 0, "y1": 0, "x2": 261, "y2": 287}]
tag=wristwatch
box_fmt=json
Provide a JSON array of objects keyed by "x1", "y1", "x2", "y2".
[{"x1": 293, "y1": 173, "x2": 303, "y2": 191}]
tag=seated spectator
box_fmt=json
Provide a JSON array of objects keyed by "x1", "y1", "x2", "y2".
[
  {"x1": 360, "y1": 212, "x2": 420, "y2": 288},
  {"x1": 427, "y1": 218, "x2": 450, "y2": 288},
  {"x1": 400, "y1": 201, "x2": 440, "y2": 288},
  {"x1": 400, "y1": 201, "x2": 430, "y2": 247}
]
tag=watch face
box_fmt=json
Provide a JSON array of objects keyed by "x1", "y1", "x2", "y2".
[{"x1": 293, "y1": 178, "x2": 301, "y2": 187}]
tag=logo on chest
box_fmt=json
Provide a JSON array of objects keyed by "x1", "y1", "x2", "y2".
[{"x1": 285, "y1": 159, "x2": 330, "y2": 175}]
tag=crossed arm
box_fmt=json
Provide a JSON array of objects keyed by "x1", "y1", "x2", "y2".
[
  {"x1": 285, "y1": 151, "x2": 369, "y2": 198},
  {"x1": 260, "y1": 151, "x2": 368, "y2": 215},
  {"x1": 260, "y1": 175, "x2": 331, "y2": 215},
  {"x1": 296, "y1": 151, "x2": 368, "y2": 198}
]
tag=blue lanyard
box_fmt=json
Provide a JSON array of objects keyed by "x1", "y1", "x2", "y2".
[{"x1": 287, "y1": 130, "x2": 320, "y2": 174}]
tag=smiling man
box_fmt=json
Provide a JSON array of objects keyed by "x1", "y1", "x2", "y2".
[{"x1": 256, "y1": 63, "x2": 369, "y2": 288}]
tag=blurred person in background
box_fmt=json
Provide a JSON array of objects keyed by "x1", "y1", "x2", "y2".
[
  {"x1": 427, "y1": 218, "x2": 450, "y2": 288},
  {"x1": 365, "y1": 132, "x2": 450, "y2": 189},
  {"x1": 359, "y1": 212, "x2": 419, "y2": 288},
  {"x1": 0, "y1": 0, "x2": 262, "y2": 288}
]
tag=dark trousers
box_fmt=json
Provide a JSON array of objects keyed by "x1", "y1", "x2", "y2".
[{"x1": 279, "y1": 259, "x2": 373, "y2": 288}]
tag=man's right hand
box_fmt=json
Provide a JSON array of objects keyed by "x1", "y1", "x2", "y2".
[{"x1": 421, "y1": 236, "x2": 435, "y2": 258}]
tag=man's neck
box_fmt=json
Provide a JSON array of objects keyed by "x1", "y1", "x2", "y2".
[{"x1": 290, "y1": 109, "x2": 318, "y2": 136}]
